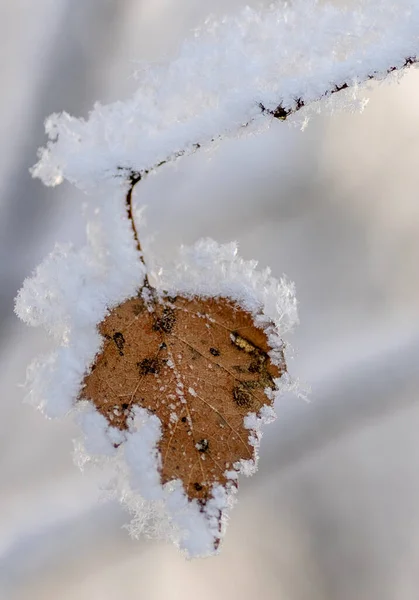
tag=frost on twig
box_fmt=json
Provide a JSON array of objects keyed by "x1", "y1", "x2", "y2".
[
  {"x1": 14, "y1": 0, "x2": 419, "y2": 556},
  {"x1": 31, "y1": 0, "x2": 419, "y2": 190}
]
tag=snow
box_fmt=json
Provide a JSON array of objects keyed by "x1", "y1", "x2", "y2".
[
  {"x1": 75, "y1": 391, "x2": 243, "y2": 557},
  {"x1": 31, "y1": 0, "x2": 419, "y2": 190},
  {"x1": 78, "y1": 402, "x2": 123, "y2": 457},
  {"x1": 165, "y1": 482, "x2": 230, "y2": 558},
  {"x1": 124, "y1": 408, "x2": 164, "y2": 502}
]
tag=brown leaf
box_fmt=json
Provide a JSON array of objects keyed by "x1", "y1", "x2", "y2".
[{"x1": 80, "y1": 290, "x2": 286, "y2": 546}]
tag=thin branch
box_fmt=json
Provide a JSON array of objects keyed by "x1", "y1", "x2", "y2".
[
  {"x1": 121, "y1": 53, "x2": 417, "y2": 188},
  {"x1": 260, "y1": 55, "x2": 418, "y2": 121},
  {"x1": 123, "y1": 53, "x2": 418, "y2": 276}
]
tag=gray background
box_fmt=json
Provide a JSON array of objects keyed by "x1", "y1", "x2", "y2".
[{"x1": 1, "y1": 1, "x2": 419, "y2": 598}]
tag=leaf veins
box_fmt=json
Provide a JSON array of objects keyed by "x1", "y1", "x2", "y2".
[{"x1": 80, "y1": 291, "x2": 286, "y2": 530}]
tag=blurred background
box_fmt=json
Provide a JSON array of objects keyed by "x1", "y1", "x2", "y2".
[{"x1": 1, "y1": 1, "x2": 419, "y2": 598}]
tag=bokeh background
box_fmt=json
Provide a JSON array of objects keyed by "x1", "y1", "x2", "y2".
[{"x1": 2, "y1": 1, "x2": 419, "y2": 598}]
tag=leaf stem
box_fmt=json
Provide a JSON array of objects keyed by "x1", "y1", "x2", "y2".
[{"x1": 125, "y1": 170, "x2": 152, "y2": 289}]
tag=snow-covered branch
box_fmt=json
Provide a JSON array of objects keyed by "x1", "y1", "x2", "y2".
[
  {"x1": 261, "y1": 55, "x2": 418, "y2": 120},
  {"x1": 32, "y1": 0, "x2": 419, "y2": 190}
]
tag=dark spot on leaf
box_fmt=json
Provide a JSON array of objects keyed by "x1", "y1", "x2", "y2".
[
  {"x1": 209, "y1": 347, "x2": 220, "y2": 356},
  {"x1": 233, "y1": 384, "x2": 253, "y2": 408},
  {"x1": 113, "y1": 332, "x2": 125, "y2": 356},
  {"x1": 242, "y1": 380, "x2": 259, "y2": 390},
  {"x1": 181, "y1": 416, "x2": 187, "y2": 423},
  {"x1": 132, "y1": 303, "x2": 144, "y2": 316},
  {"x1": 196, "y1": 439, "x2": 209, "y2": 453},
  {"x1": 248, "y1": 352, "x2": 266, "y2": 374},
  {"x1": 138, "y1": 357, "x2": 161, "y2": 375},
  {"x1": 153, "y1": 307, "x2": 176, "y2": 333},
  {"x1": 122, "y1": 403, "x2": 129, "y2": 410},
  {"x1": 194, "y1": 482, "x2": 203, "y2": 491}
]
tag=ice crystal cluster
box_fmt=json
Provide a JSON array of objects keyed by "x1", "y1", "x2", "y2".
[{"x1": 15, "y1": 0, "x2": 419, "y2": 556}]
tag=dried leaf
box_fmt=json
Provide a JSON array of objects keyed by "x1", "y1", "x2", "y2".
[{"x1": 80, "y1": 290, "x2": 286, "y2": 546}]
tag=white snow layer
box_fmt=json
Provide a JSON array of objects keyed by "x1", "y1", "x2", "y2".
[{"x1": 31, "y1": 0, "x2": 419, "y2": 189}]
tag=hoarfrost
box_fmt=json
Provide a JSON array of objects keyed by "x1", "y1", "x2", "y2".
[
  {"x1": 30, "y1": 0, "x2": 419, "y2": 189},
  {"x1": 124, "y1": 407, "x2": 164, "y2": 502}
]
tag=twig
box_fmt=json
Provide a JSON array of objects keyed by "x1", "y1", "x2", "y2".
[
  {"x1": 260, "y1": 56, "x2": 418, "y2": 120},
  {"x1": 123, "y1": 53, "x2": 418, "y2": 272},
  {"x1": 122, "y1": 53, "x2": 417, "y2": 187}
]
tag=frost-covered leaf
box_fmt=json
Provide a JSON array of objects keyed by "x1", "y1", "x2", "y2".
[
  {"x1": 80, "y1": 289, "x2": 286, "y2": 551},
  {"x1": 15, "y1": 227, "x2": 297, "y2": 556}
]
